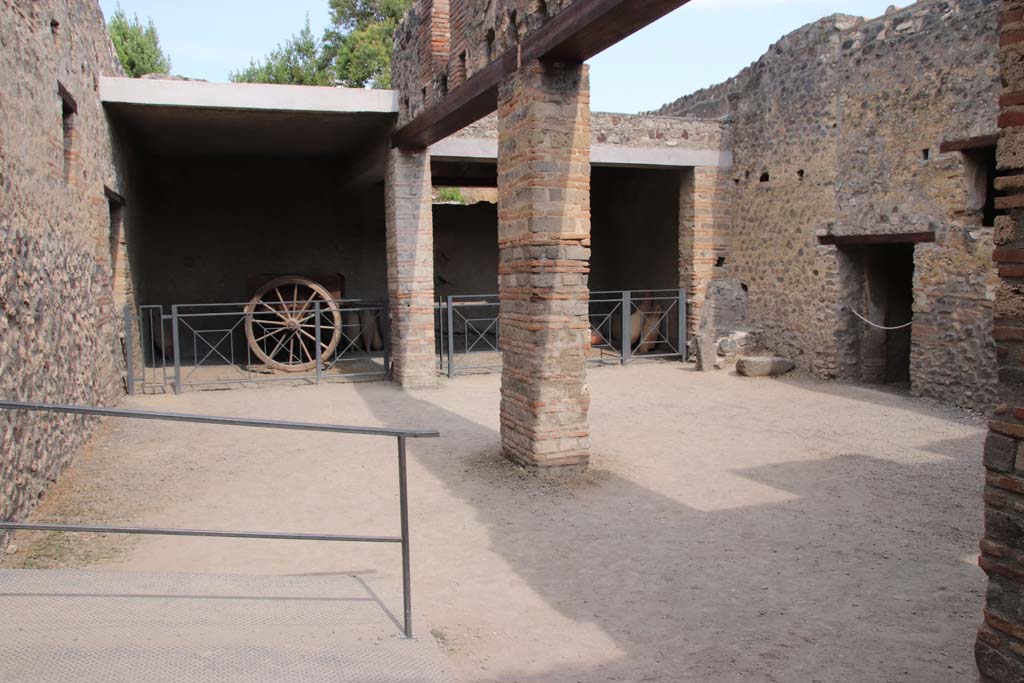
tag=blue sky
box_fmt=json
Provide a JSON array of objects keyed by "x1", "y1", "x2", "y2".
[{"x1": 99, "y1": 0, "x2": 899, "y2": 113}]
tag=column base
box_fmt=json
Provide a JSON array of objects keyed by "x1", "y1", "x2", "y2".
[{"x1": 502, "y1": 442, "x2": 590, "y2": 475}]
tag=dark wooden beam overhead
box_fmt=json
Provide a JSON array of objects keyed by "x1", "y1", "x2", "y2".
[
  {"x1": 432, "y1": 160, "x2": 498, "y2": 187},
  {"x1": 938, "y1": 133, "x2": 999, "y2": 153},
  {"x1": 817, "y1": 232, "x2": 936, "y2": 246},
  {"x1": 392, "y1": 0, "x2": 692, "y2": 149}
]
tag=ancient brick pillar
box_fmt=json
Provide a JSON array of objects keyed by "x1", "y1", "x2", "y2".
[
  {"x1": 385, "y1": 148, "x2": 437, "y2": 389},
  {"x1": 496, "y1": 60, "x2": 591, "y2": 471},
  {"x1": 679, "y1": 166, "x2": 733, "y2": 337},
  {"x1": 448, "y1": 0, "x2": 468, "y2": 89},
  {"x1": 976, "y1": 2, "x2": 1024, "y2": 679},
  {"x1": 417, "y1": 0, "x2": 450, "y2": 100}
]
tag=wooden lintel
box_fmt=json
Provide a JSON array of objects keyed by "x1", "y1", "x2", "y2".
[
  {"x1": 817, "y1": 232, "x2": 936, "y2": 246},
  {"x1": 392, "y1": 51, "x2": 515, "y2": 150},
  {"x1": 392, "y1": 0, "x2": 692, "y2": 149},
  {"x1": 939, "y1": 133, "x2": 999, "y2": 153}
]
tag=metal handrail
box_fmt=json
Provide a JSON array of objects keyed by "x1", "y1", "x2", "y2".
[{"x1": 0, "y1": 400, "x2": 439, "y2": 638}]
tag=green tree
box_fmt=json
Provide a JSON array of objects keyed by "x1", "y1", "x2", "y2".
[
  {"x1": 107, "y1": 6, "x2": 172, "y2": 78},
  {"x1": 325, "y1": 0, "x2": 412, "y2": 88},
  {"x1": 230, "y1": 17, "x2": 333, "y2": 86}
]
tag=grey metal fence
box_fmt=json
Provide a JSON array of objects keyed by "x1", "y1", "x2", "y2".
[
  {"x1": 437, "y1": 289, "x2": 687, "y2": 377},
  {"x1": 437, "y1": 295, "x2": 501, "y2": 378},
  {"x1": 0, "y1": 399, "x2": 439, "y2": 639},
  {"x1": 126, "y1": 300, "x2": 390, "y2": 394}
]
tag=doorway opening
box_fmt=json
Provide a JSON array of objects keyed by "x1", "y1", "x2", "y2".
[{"x1": 838, "y1": 243, "x2": 915, "y2": 385}]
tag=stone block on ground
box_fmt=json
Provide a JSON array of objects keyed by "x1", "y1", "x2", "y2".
[
  {"x1": 736, "y1": 355, "x2": 795, "y2": 378},
  {"x1": 695, "y1": 334, "x2": 717, "y2": 372}
]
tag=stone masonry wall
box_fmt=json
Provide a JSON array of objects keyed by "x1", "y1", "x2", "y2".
[
  {"x1": 656, "y1": 0, "x2": 1000, "y2": 410},
  {"x1": 0, "y1": 0, "x2": 128, "y2": 546},
  {"x1": 976, "y1": 2, "x2": 1024, "y2": 678},
  {"x1": 452, "y1": 111, "x2": 730, "y2": 153}
]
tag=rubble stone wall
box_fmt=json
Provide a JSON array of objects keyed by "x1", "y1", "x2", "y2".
[
  {"x1": 0, "y1": 0, "x2": 128, "y2": 543},
  {"x1": 451, "y1": 111, "x2": 729, "y2": 152},
  {"x1": 657, "y1": 0, "x2": 1000, "y2": 410}
]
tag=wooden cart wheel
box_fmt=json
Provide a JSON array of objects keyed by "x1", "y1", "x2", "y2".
[{"x1": 244, "y1": 276, "x2": 342, "y2": 372}]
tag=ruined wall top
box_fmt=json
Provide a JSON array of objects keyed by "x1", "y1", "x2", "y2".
[
  {"x1": 654, "y1": 0, "x2": 997, "y2": 120},
  {"x1": 392, "y1": 0, "x2": 584, "y2": 124},
  {"x1": 451, "y1": 110, "x2": 731, "y2": 152}
]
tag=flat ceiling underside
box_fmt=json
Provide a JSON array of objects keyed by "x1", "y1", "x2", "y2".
[{"x1": 106, "y1": 103, "x2": 396, "y2": 159}]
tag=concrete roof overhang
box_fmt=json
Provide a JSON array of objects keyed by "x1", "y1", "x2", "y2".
[
  {"x1": 100, "y1": 78, "x2": 399, "y2": 160},
  {"x1": 100, "y1": 77, "x2": 729, "y2": 186}
]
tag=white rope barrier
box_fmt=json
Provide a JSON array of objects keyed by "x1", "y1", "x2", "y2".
[{"x1": 850, "y1": 307, "x2": 913, "y2": 331}]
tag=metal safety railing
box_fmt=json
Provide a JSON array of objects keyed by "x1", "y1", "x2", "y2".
[
  {"x1": 125, "y1": 300, "x2": 390, "y2": 395},
  {"x1": 437, "y1": 289, "x2": 688, "y2": 377},
  {"x1": 0, "y1": 400, "x2": 439, "y2": 639},
  {"x1": 437, "y1": 295, "x2": 501, "y2": 378}
]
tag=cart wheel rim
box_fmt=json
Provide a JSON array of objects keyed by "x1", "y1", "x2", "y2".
[{"x1": 243, "y1": 276, "x2": 342, "y2": 372}]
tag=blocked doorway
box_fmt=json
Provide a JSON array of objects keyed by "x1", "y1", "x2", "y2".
[{"x1": 838, "y1": 242, "x2": 916, "y2": 385}]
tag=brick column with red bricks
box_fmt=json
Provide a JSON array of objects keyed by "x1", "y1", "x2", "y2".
[
  {"x1": 976, "y1": 2, "x2": 1024, "y2": 679},
  {"x1": 679, "y1": 166, "x2": 733, "y2": 338},
  {"x1": 385, "y1": 147, "x2": 438, "y2": 389},
  {"x1": 416, "y1": 0, "x2": 450, "y2": 100},
  {"x1": 496, "y1": 60, "x2": 592, "y2": 471}
]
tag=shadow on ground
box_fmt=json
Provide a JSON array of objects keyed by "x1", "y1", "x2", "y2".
[{"x1": 352, "y1": 371, "x2": 985, "y2": 682}]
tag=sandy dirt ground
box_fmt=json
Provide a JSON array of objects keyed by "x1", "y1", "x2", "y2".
[{"x1": 4, "y1": 364, "x2": 987, "y2": 682}]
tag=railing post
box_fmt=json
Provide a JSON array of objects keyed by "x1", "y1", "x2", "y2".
[
  {"x1": 383, "y1": 301, "x2": 392, "y2": 382},
  {"x1": 314, "y1": 301, "x2": 323, "y2": 385},
  {"x1": 437, "y1": 297, "x2": 444, "y2": 373},
  {"x1": 171, "y1": 305, "x2": 182, "y2": 394},
  {"x1": 621, "y1": 290, "x2": 632, "y2": 365},
  {"x1": 446, "y1": 296, "x2": 455, "y2": 379},
  {"x1": 124, "y1": 304, "x2": 135, "y2": 396},
  {"x1": 678, "y1": 288, "x2": 687, "y2": 363},
  {"x1": 397, "y1": 436, "x2": 413, "y2": 639}
]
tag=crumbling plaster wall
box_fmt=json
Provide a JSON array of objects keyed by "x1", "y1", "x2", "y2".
[
  {"x1": 0, "y1": 0, "x2": 129, "y2": 540},
  {"x1": 657, "y1": 0, "x2": 1000, "y2": 410}
]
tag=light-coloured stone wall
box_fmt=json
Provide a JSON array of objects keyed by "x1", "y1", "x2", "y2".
[
  {"x1": 0, "y1": 0, "x2": 128, "y2": 543},
  {"x1": 450, "y1": 110, "x2": 730, "y2": 153}
]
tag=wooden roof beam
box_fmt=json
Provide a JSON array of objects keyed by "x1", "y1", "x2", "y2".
[{"x1": 392, "y1": 0, "x2": 692, "y2": 149}]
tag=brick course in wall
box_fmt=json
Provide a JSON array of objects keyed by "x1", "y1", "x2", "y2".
[
  {"x1": 0, "y1": 0, "x2": 129, "y2": 549},
  {"x1": 977, "y1": 2, "x2": 1024, "y2": 679},
  {"x1": 497, "y1": 60, "x2": 591, "y2": 470}
]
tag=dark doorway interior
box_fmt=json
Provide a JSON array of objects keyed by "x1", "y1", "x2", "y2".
[
  {"x1": 839, "y1": 243, "x2": 915, "y2": 384},
  {"x1": 964, "y1": 145, "x2": 997, "y2": 228}
]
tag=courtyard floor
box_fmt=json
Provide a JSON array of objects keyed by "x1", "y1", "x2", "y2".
[{"x1": 3, "y1": 364, "x2": 987, "y2": 682}]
